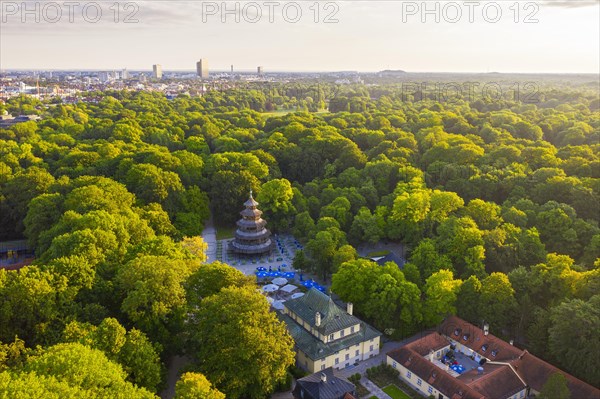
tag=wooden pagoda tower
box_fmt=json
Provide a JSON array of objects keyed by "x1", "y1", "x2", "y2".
[{"x1": 230, "y1": 191, "x2": 274, "y2": 255}]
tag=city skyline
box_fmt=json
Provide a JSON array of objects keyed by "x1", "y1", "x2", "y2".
[{"x1": 1, "y1": 1, "x2": 598, "y2": 73}]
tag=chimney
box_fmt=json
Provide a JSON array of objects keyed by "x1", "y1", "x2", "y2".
[
  {"x1": 347, "y1": 302, "x2": 353, "y2": 315},
  {"x1": 509, "y1": 340, "x2": 514, "y2": 346},
  {"x1": 483, "y1": 323, "x2": 489, "y2": 336},
  {"x1": 320, "y1": 373, "x2": 327, "y2": 383},
  {"x1": 315, "y1": 312, "x2": 321, "y2": 327}
]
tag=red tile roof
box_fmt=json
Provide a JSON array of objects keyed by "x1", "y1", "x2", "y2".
[
  {"x1": 439, "y1": 316, "x2": 600, "y2": 398},
  {"x1": 388, "y1": 346, "x2": 485, "y2": 399},
  {"x1": 387, "y1": 317, "x2": 600, "y2": 399}
]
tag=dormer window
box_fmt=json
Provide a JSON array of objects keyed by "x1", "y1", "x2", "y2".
[
  {"x1": 454, "y1": 328, "x2": 461, "y2": 337},
  {"x1": 481, "y1": 344, "x2": 488, "y2": 352},
  {"x1": 491, "y1": 349, "x2": 498, "y2": 357},
  {"x1": 462, "y1": 334, "x2": 469, "y2": 341}
]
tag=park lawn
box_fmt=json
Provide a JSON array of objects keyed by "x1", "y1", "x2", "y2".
[
  {"x1": 382, "y1": 384, "x2": 411, "y2": 399},
  {"x1": 367, "y1": 250, "x2": 391, "y2": 257},
  {"x1": 216, "y1": 226, "x2": 235, "y2": 240}
]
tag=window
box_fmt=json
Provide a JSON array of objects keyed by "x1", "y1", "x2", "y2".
[
  {"x1": 462, "y1": 334, "x2": 469, "y2": 341},
  {"x1": 454, "y1": 328, "x2": 461, "y2": 337},
  {"x1": 340, "y1": 329, "x2": 345, "y2": 337},
  {"x1": 406, "y1": 371, "x2": 412, "y2": 378},
  {"x1": 481, "y1": 344, "x2": 488, "y2": 352},
  {"x1": 392, "y1": 361, "x2": 397, "y2": 369},
  {"x1": 335, "y1": 358, "x2": 339, "y2": 365},
  {"x1": 321, "y1": 364, "x2": 325, "y2": 370},
  {"x1": 345, "y1": 354, "x2": 350, "y2": 360},
  {"x1": 329, "y1": 334, "x2": 334, "y2": 341},
  {"x1": 491, "y1": 349, "x2": 498, "y2": 357},
  {"x1": 436, "y1": 351, "x2": 440, "y2": 358},
  {"x1": 355, "y1": 350, "x2": 359, "y2": 356},
  {"x1": 351, "y1": 326, "x2": 355, "y2": 333},
  {"x1": 520, "y1": 391, "x2": 525, "y2": 398},
  {"x1": 370, "y1": 345, "x2": 374, "y2": 352},
  {"x1": 417, "y1": 378, "x2": 422, "y2": 386},
  {"x1": 428, "y1": 387, "x2": 433, "y2": 394}
]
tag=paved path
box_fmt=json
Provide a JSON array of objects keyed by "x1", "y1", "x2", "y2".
[
  {"x1": 201, "y1": 214, "x2": 217, "y2": 263},
  {"x1": 159, "y1": 355, "x2": 191, "y2": 399},
  {"x1": 361, "y1": 377, "x2": 392, "y2": 399}
]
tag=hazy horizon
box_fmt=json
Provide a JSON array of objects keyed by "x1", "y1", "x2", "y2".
[{"x1": 1, "y1": 0, "x2": 599, "y2": 73}]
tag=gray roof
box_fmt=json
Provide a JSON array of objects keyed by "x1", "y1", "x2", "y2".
[
  {"x1": 281, "y1": 313, "x2": 381, "y2": 360},
  {"x1": 281, "y1": 289, "x2": 382, "y2": 361},
  {"x1": 285, "y1": 289, "x2": 360, "y2": 336},
  {"x1": 293, "y1": 367, "x2": 355, "y2": 399}
]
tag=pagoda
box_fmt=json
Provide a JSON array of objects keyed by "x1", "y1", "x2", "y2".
[{"x1": 230, "y1": 190, "x2": 274, "y2": 255}]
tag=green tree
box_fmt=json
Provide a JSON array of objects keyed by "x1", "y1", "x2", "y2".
[
  {"x1": 186, "y1": 261, "x2": 255, "y2": 306},
  {"x1": 188, "y1": 286, "x2": 295, "y2": 399},
  {"x1": 21, "y1": 342, "x2": 155, "y2": 398},
  {"x1": 423, "y1": 270, "x2": 462, "y2": 326},
  {"x1": 175, "y1": 372, "x2": 225, "y2": 399},
  {"x1": 548, "y1": 295, "x2": 600, "y2": 386},
  {"x1": 256, "y1": 178, "x2": 295, "y2": 231},
  {"x1": 538, "y1": 373, "x2": 571, "y2": 399},
  {"x1": 116, "y1": 256, "x2": 199, "y2": 343},
  {"x1": 479, "y1": 273, "x2": 518, "y2": 332}
]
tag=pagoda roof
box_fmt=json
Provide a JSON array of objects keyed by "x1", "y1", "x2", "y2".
[
  {"x1": 244, "y1": 191, "x2": 259, "y2": 207},
  {"x1": 241, "y1": 208, "x2": 262, "y2": 218}
]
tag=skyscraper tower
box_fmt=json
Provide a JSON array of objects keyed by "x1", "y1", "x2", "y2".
[
  {"x1": 196, "y1": 59, "x2": 209, "y2": 79},
  {"x1": 257, "y1": 66, "x2": 263, "y2": 75},
  {"x1": 152, "y1": 64, "x2": 162, "y2": 79},
  {"x1": 231, "y1": 64, "x2": 234, "y2": 73}
]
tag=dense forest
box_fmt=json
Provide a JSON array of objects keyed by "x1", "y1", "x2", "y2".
[{"x1": 0, "y1": 80, "x2": 599, "y2": 396}]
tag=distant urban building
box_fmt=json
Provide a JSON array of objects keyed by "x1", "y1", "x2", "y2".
[
  {"x1": 152, "y1": 64, "x2": 163, "y2": 79},
  {"x1": 0, "y1": 113, "x2": 41, "y2": 128},
  {"x1": 231, "y1": 64, "x2": 234, "y2": 73},
  {"x1": 257, "y1": 66, "x2": 263, "y2": 75},
  {"x1": 121, "y1": 69, "x2": 130, "y2": 80},
  {"x1": 196, "y1": 59, "x2": 209, "y2": 79},
  {"x1": 280, "y1": 288, "x2": 382, "y2": 373}
]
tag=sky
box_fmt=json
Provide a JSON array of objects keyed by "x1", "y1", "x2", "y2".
[{"x1": 0, "y1": 0, "x2": 599, "y2": 73}]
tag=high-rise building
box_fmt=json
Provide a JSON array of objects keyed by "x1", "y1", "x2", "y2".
[
  {"x1": 121, "y1": 69, "x2": 130, "y2": 80},
  {"x1": 196, "y1": 59, "x2": 209, "y2": 79},
  {"x1": 231, "y1": 64, "x2": 234, "y2": 73},
  {"x1": 257, "y1": 66, "x2": 263, "y2": 75},
  {"x1": 152, "y1": 64, "x2": 162, "y2": 79}
]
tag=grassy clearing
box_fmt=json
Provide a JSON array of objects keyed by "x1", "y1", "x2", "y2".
[
  {"x1": 216, "y1": 226, "x2": 235, "y2": 240},
  {"x1": 367, "y1": 250, "x2": 391, "y2": 257},
  {"x1": 382, "y1": 384, "x2": 411, "y2": 399}
]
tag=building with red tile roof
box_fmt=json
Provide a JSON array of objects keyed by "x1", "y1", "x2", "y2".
[{"x1": 386, "y1": 316, "x2": 599, "y2": 399}]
